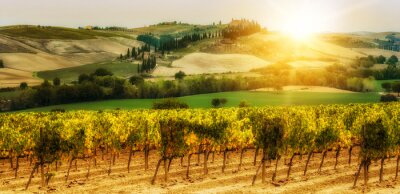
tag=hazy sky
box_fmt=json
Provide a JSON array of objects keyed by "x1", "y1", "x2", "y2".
[{"x1": 0, "y1": 0, "x2": 399, "y2": 32}]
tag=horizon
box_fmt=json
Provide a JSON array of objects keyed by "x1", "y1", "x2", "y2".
[{"x1": 1, "y1": 0, "x2": 400, "y2": 32}]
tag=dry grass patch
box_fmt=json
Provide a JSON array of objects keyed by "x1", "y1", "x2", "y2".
[{"x1": 153, "y1": 53, "x2": 271, "y2": 76}]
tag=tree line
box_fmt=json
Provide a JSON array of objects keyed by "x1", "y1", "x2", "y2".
[
  {"x1": 137, "y1": 30, "x2": 222, "y2": 53},
  {"x1": 5, "y1": 69, "x2": 280, "y2": 111},
  {"x1": 350, "y1": 55, "x2": 400, "y2": 80}
]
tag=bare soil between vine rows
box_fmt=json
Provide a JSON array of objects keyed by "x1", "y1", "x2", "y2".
[{"x1": 1, "y1": 147, "x2": 399, "y2": 193}]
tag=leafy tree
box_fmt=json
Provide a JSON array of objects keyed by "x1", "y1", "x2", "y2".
[
  {"x1": 19, "y1": 82, "x2": 28, "y2": 90},
  {"x1": 392, "y1": 82, "x2": 400, "y2": 96},
  {"x1": 211, "y1": 98, "x2": 221, "y2": 107},
  {"x1": 55, "y1": 85, "x2": 79, "y2": 103},
  {"x1": 239, "y1": 100, "x2": 250, "y2": 108},
  {"x1": 129, "y1": 75, "x2": 144, "y2": 86},
  {"x1": 41, "y1": 80, "x2": 52, "y2": 87},
  {"x1": 152, "y1": 98, "x2": 189, "y2": 109},
  {"x1": 376, "y1": 55, "x2": 386, "y2": 64},
  {"x1": 211, "y1": 98, "x2": 227, "y2": 108},
  {"x1": 53, "y1": 77, "x2": 61, "y2": 86},
  {"x1": 78, "y1": 74, "x2": 90, "y2": 84},
  {"x1": 34, "y1": 80, "x2": 53, "y2": 106},
  {"x1": 174, "y1": 71, "x2": 186, "y2": 80},
  {"x1": 112, "y1": 79, "x2": 126, "y2": 98},
  {"x1": 380, "y1": 94, "x2": 398, "y2": 102},
  {"x1": 93, "y1": 68, "x2": 113, "y2": 77},
  {"x1": 386, "y1": 55, "x2": 399, "y2": 66},
  {"x1": 77, "y1": 82, "x2": 104, "y2": 101},
  {"x1": 381, "y1": 82, "x2": 392, "y2": 93}
]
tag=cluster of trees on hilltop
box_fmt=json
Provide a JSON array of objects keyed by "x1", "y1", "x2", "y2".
[
  {"x1": 159, "y1": 32, "x2": 222, "y2": 51},
  {"x1": 351, "y1": 55, "x2": 398, "y2": 68},
  {"x1": 137, "y1": 31, "x2": 222, "y2": 52},
  {"x1": 375, "y1": 34, "x2": 400, "y2": 52},
  {"x1": 137, "y1": 34, "x2": 159, "y2": 49},
  {"x1": 222, "y1": 19, "x2": 262, "y2": 40},
  {"x1": 349, "y1": 55, "x2": 400, "y2": 80},
  {"x1": 78, "y1": 26, "x2": 130, "y2": 31}
]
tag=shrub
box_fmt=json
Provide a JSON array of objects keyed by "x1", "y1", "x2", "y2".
[
  {"x1": 211, "y1": 98, "x2": 228, "y2": 108},
  {"x1": 239, "y1": 100, "x2": 250, "y2": 108},
  {"x1": 386, "y1": 55, "x2": 399, "y2": 66},
  {"x1": 78, "y1": 74, "x2": 90, "y2": 84},
  {"x1": 53, "y1": 77, "x2": 61, "y2": 86},
  {"x1": 129, "y1": 75, "x2": 144, "y2": 85},
  {"x1": 152, "y1": 98, "x2": 189, "y2": 109},
  {"x1": 93, "y1": 68, "x2": 113, "y2": 77},
  {"x1": 175, "y1": 71, "x2": 186, "y2": 80},
  {"x1": 19, "y1": 82, "x2": 28, "y2": 90},
  {"x1": 392, "y1": 82, "x2": 400, "y2": 96},
  {"x1": 381, "y1": 82, "x2": 392, "y2": 93},
  {"x1": 376, "y1": 55, "x2": 386, "y2": 64},
  {"x1": 380, "y1": 94, "x2": 398, "y2": 102}
]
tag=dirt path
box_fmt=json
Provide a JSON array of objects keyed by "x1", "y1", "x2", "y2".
[{"x1": 1, "y1": 148, "x2": 400, "y2": 193}]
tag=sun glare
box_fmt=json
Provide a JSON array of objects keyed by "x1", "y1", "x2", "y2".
[{"x1": 281, "y1": 4, "x2": 327, "y2": 41}]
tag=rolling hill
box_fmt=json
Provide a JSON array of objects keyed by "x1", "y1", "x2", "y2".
[
  {"x1": 0, "y1": 23, "x2": 396, "y2": 88},
  {"x1": 0, "y1": 25, "x2": 142, "y2": 87}
]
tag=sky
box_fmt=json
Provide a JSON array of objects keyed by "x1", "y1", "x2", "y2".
[{"x1": 0, "y1": 0, "x2": 399, "y2": 32}]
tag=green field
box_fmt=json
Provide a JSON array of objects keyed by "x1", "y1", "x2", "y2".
[
  {"x1": 18, "y1": 91, "x2": 380, "y2": 112},
  {"x1": 0, "y1": 25, "x2": 131, "y2": 40},
  {"x1": 37, "y1": 61, "x2": 139, "y2": 83}
]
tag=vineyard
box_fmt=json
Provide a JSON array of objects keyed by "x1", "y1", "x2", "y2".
[{"x1": 0, "y1": 103, "x2": 400, "y2": 193}]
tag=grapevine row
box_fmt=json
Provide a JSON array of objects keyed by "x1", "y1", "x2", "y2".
[{"x1": 0, "y1": 103, "x2": 399, "y2": 189}]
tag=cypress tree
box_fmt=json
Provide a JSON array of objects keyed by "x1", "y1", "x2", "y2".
[
  {"x1": 142, "y1": 59, "x2": 146, "y2": 72},
  {"x1": 127, "y1": 48, "x2": 130, "y2": 58}
]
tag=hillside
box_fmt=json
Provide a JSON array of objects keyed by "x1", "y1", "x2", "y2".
[
  {"x1": 0, "y1": 23, "x2": 397, "y2": 88},
  {"x1": 0, "y1": 25, "x2": 131, "y2": 40},
  {"x1": 0, "y1": 25, "x2": 143, "y2": 87}
]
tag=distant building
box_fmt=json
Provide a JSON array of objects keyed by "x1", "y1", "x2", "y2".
[{"x1": 229, "y1": 19, "x2": 243, "y2": 27}]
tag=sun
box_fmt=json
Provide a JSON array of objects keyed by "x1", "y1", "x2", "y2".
[{"x1": 281, "y1": 4, "x2": 327, "y2": 41}]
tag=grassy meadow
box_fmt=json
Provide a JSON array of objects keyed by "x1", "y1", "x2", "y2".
[
  {"x1": 0, "y1": 25, "x2": 131, "y2": 40},
  {"x1": 17, "y1": 91, "x2": 380, "y2": 112}
]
